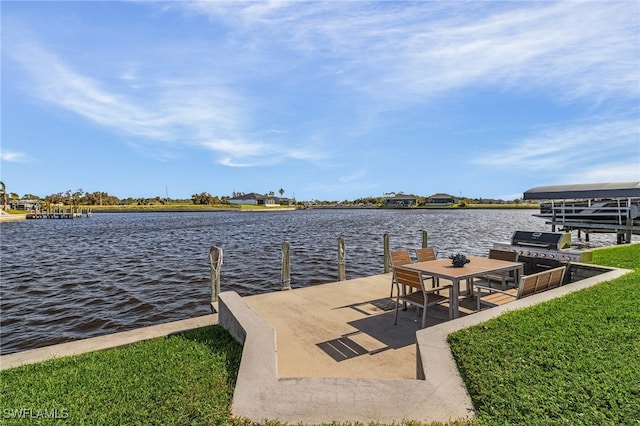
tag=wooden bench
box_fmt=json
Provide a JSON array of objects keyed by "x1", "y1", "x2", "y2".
[{"x1": 476, "y1": 265, "x2": 567, "y2": 311}]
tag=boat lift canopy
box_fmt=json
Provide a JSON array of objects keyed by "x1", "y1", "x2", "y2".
[
  {"x1": 524, "y1": 182, "x2": 639, "y2": 243},
  {"x1": 523, "y1": 182, "x2": 640, "y2": 200}
]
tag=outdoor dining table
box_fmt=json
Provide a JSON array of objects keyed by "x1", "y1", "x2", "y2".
[{"x1": 396, "y1": 256, "x2": 524, "y2": 319}]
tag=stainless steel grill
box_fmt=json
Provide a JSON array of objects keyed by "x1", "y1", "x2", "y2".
[
  {"x1": 494, "y1": 231, "x2": 592, "y2": 263},
  {"x1": 511, "y1": 231, "x2": 571, "y2": 250}
]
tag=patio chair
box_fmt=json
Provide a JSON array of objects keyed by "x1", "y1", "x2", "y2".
[
  {"x1": 393, "y1": 267, "x2": 453, "y2": 328},
  {"x1": 415, "y1": 247, "x2": 437, "y2": 262},
  {"x1": 414, "y1": 247, "x2": 438, "y2": 287},
  {"x1": 478, "y1": 249, "x2": 519, "y2": 289},
  {"x1": 389, "y1": 249, "x2": 412, "y2": 298}
]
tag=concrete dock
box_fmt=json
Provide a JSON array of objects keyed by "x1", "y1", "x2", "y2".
[
  {"x1": 217, "y1": 265, "x2": 627, "y2": 424},
  {"x1": 1, "y1": 266, "x2": 629, "y2": 424},
  {"x1": 242, "y1": 273, "x2": 472, "y2": 380}
]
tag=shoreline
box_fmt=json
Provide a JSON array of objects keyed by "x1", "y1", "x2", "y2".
[{"x1": 0, "y1": 213, "x2": 27, "y2": 222}]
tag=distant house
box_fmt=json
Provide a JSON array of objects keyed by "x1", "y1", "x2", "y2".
[
  {"x1": 279, "y1": 197, "x2": 295, "y2": 206},
  {"x1": 383, "y1": 195, "x2": 417, "y2": 208},
  {"x1": 425, "y1": 193, "x2": 458, "y2": 205},
  {"x1": 9, "y1": 199, "x2": 41, "y2": 211},
  {"x1": 228, "y1": 192, "x2": 280, "y2": 207}
]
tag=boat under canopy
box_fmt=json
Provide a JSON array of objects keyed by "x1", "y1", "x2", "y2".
[{"x1": 523, "y1": 182, "x2": 640, "y2": 242}]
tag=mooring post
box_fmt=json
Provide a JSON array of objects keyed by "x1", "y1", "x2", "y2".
[
  {"x1": 281, "y1": 241, "x2": 291, "y2": 290},
  {"x1": 421, "y1": 230, "x2": 428, "y2": 248},
  {"x1": 625, "y1": 215, "x2": 632, "y2": 244},
  {"x1": 337, "y1": 236, "x2": 346, "y2": 281},
  {"x1": 209, "y1": 246, "x2": 223, "y2": 303},
  {"x1": 383, "y1": 233, "x2": 390, "y2": 273}
]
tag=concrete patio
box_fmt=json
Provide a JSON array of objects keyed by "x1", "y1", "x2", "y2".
[{"x1": 219, "y1": 265, "x2": 628, "y2": 424}]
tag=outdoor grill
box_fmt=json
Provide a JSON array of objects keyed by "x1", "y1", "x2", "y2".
[
  {"x1": 493, "y1": 231, "x2": 592, "y2": 269},
  {"x1": 511, "y1": 231, "x2": 571, "y2": 250}
]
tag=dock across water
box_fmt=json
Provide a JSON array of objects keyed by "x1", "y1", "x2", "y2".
[{"x1": 26, "y1": 208, "x2": 91, "y2": 219}]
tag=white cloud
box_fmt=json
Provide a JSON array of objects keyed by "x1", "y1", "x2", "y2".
[
  {"x1": 472, "y1": 118, "x2": 640, "y2": 180},
  {"x1": 0, "y1": 151, "x2": 30, "y2": 163},
  {"x1": 5, "y1": 40, "x2": 270, "y2": 164},
  {"x1": 180, "y1": 1, "x2": 639, "y2": 106},
  {"x1": 202, "y1": 139, "x2": 268, "y2": 158},
  {"x1": 565, "y1": 162, "x2": 640, "y2": 183},
  {"x1": 4, "y1": 1, "x2": 638, "y2": 180},
  {"x1": 339, "y1": 169, "x2": 367, "y2": 185},
  {"x1": 5, "y1": 29, "x2": 331, "y2": 169}
]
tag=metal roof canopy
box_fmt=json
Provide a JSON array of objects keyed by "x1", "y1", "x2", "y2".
[{"x1": 523, "y1": 181, "x2": 640, "y2": 200}]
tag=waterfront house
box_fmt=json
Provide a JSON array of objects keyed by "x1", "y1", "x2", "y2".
[
  {"x1": 228, "y1": 192, "x2": 280, "y2": 207},
  {"x1": 383, "y1": 195, "x2": 418, "y2": 208},
  {"x1": 425, "y1": 193, "x2": 458, "y2": 206}
]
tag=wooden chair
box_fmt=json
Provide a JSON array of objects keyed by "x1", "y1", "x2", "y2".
[
  {"x1": 489, "y1": 248, "x2": 518, "y2": 262},
  {"x1": 414, "y1": 247, "x2": 438, "y2": 287},
  {"x1": 389, "y1": 250, "x2": 412, "y2": 298},
  {"x1": 393, "y1": 267, "x2": 453, "y2": 328},
  {"x1": 480, "y1": 249, "x2": 519, "y2": 289},
  {"x1": 415, "y1": 247, "x2": 437, "y2": 262},
  {"x1": 476, "y1": 265, "x2": 567, "y2": 311}
]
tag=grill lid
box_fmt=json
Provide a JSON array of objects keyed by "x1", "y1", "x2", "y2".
[{"x1": 511, "y1": 231, "x2": 571, "y2": 250}]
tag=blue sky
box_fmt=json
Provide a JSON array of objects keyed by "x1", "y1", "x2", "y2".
[{"x1": 2, "y1": 1, "x2": 639, "y2": 202}]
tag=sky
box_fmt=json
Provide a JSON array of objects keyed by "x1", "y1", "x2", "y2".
[{"x1": 1, "y1": 1, "x2": 639, "y2": 202}]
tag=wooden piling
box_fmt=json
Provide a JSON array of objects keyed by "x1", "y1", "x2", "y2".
[
  {"x1": 421, "y1": 230, "x2": 428, "y2": 248},
  {"x1": 209, "y1": 246, "x2": 223, "y2": 303},
  {"x1": 337, "y1": 236, "x2": 346, "y2": 281},
  {"x1": 281, "y1": 241, "x2": 291, "y2": 290},
  {"x1": 383, "y1": 233, "x2": 390, "y2": 273}
]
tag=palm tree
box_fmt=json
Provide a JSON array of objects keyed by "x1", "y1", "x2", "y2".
[
  {"x1": 0, "y1": 181, "x2": 7, "y2": 210},
  {"x1": 279, "y1": 188, "x2": 285, "y2": 198}
]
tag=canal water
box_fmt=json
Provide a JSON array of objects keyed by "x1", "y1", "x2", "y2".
[{"x1": 0, "y1": 209, "x2": 625, "y2": 355}]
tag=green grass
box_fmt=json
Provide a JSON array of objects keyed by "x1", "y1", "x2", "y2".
[
  {"x1": 87, "y1": 203, "x2": 241, "y2": 212},
  {"x1": 448, "y1": 243, "x2": 640, "y2": 425},
  {"x1": 591, "y1": 242, "x2": 640, "y2": 270},
  {"x1": 463, "y1": 203, "x2": 538, "y2": 209},
  {"x1": 0, "y1": 326, "x2": 243, "y2": 425},
  {"x1": 86, "y1": 204, "x2": 298, "y2": 212}
]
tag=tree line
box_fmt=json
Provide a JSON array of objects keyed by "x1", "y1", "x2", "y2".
[{"x1": 7, "y1": 189, "x2": 232, "y2": 207}]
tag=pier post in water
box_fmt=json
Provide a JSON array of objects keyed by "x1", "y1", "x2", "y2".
[
  {"x1": 281, "y1": 241, "x2": 291, "y2": 290},
  {"x1": 209, "y1": 246, "x2": 223, "y2": 303},
  {"x1": 337, "y1": 236, "x2": 346, "y2": 281},
  {"x1": 421, "y1": 230, "x2": 428, "y2": 248},
  {"x1": 383, "y1": 233, "x2": 390, "y2": 273}
]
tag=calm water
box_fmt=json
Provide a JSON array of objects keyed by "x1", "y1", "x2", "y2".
[{"x1": 0, "y1": 209, "x2": 625, "y2": 355}]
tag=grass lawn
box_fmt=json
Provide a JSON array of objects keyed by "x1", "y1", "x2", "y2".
[
  {"x1": 0, "y1": 327, "x2": 243, "y2": 425},
  {"x1": 448, "y1": 243, "x2": 640, "y2": 425}
]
